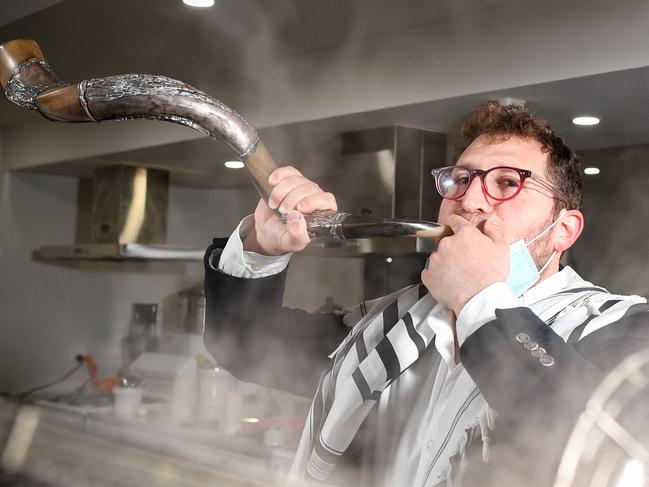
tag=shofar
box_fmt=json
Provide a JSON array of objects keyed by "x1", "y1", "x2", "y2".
[{"x1": 0, "y1": 39, "x2": 451, "y2": 240}]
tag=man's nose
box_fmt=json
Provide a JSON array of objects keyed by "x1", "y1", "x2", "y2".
[{"x1": 460, "y1": 176, "x2": 492, "y2": 213}]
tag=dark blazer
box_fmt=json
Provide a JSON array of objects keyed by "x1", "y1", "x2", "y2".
[
  {"x1": 203, "y1": 239, "x2": 649, "y2": 486},
  {"x1": 203, "y1": 239, "x2": 349, "y2": 397}
]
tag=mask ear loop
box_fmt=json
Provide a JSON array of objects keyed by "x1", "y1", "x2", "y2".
[
  {"x1": 527, "y1": 209, "x2": 567, "y2": 246},
  {"x1": 537, "y1": 250, "x2": 557, "y2": 275},
  {"x1": 527, "y1": 209, "x2": 566, "y2": 276}
]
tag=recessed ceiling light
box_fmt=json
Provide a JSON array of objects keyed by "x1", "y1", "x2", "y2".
[
  {"x1": 572, "y1": 116, "x2": 600, "y2": 126},
  {"x1": 183, "y1": 0, "x2": 214, "y2": 7},
  {"x1": 584, "y1": 167, "x2": 600, "y2": 175},
  {"x1": 224, "y1": 160, "x2": 244, "y2": 169}
]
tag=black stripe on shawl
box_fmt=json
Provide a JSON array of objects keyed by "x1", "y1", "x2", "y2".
[
  {"x1": 310, "y1": 367, "x2": 331, "y2": 450},
  {"x1": 567, "y1": 299, "x2": 622, "y2": 345},
  {"x1": 355, "y1": 335, "x2": 368, "y2": 362},
  {"x1": 599, "y1": 299, "x2": 622, "y2": 313},
  {"x1": 376, "y1": 337, "x2": 401, "y2": 380},
  {"x1": 567, "y1": 315, "x2": 597, "y2": 345},
  {"x1": 322, "y1": 375, "x2": 335, "y2": 423},
  {"x1": 383, "y1": 300, "x2": 399, "y2": 335},
  {"x1": 352, "y1": 368, "x2": 372, "y2": 401},
  {"x1": 316, "y1": 435, "x2": 344, "y2": 460},
  {"x1": 423, "y1": 388, "x2": 481, "y2": 485},
  {"x1": 556, "y1": 286, "x2": 607, "y2": 295},
  {"x1": 403, "y1": 312, "x2": 426, "y2": 354}
]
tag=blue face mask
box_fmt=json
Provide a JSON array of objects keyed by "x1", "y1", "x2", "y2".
[{"x1": 505, "y1": 211, "x2": 564, "y2": 296}]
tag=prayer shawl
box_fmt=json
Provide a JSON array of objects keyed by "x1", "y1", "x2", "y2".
[{"x1": 289, "y1": 270, "x2": 647, "y2": 486}]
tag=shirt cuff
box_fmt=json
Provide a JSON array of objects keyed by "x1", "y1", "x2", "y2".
[
  {"x1": 455, "y1": 282, "x2": 522, "y2": 346},
  {"x1": 216, "y1": 215, "x2": 292, "y2": 278}
]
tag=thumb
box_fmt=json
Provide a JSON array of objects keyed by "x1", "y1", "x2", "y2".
[
  {"x1": 280, "y1": 210, "x2": 310, "y2": 251},
  {"x1": 254, "y1": 198, "x2": 275, "y2": 224},
  {"x1": 483, "y1": 215, "x2": 505, "y2": 242}
]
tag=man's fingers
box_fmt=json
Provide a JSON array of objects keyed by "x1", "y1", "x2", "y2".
[
  {"x1": 446, "y1": 214, "x2": 473, "y2": 234},
  {"x1": 268, "y1": 165, "x2": 302, "y2": 186},
  {"x1": 482, "y1": 215, "x2": 504, "y2": 242},
  {"x1": 296, "y1": 192, "x2": 338, "y2": 213},
  {"x1": 268, "y1": 175, "x2": 312, "y2": 210},
  {"x1": 280, "y1": 211, "x2": 310, "y2": 251},
  {"x1": 276, "y1": 181, "x2": 322, "y2": 213}
]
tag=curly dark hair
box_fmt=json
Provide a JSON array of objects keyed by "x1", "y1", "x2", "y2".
[{"x1": 454, "y1": 100, "x2": 582, "y2": 211}]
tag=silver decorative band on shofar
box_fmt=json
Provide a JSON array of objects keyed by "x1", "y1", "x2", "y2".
[{"x1": 0, "y1": 39, "x2": 451, "y2": 240}]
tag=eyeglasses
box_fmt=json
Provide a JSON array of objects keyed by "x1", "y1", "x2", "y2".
[{"x1": 431, "y1": 165, "x2": 563, "y2": 202}]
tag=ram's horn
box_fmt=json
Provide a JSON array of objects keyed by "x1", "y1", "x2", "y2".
[{"x1": 0, "y1": 39, "x2": 451, "y2": 240}]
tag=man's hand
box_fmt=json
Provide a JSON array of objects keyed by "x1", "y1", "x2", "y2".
[
  {"x1": 421, "y1": 214, "x2": 510, "y2": 315},
  {"x1": 243, "y1": 166, "x2": 338, "y2": 256}
]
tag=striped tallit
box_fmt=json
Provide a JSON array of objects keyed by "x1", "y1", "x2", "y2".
[
  {"x1": 290, "y1": 283, "x2": 436, "y2": 481},
  {"x1": 290, "y1": 268, "x2": 648, "y2": 485}
]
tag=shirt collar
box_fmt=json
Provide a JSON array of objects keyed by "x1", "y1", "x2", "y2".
[{"x1": 521, "y1": 266, "x2": 592, "y2": 306}]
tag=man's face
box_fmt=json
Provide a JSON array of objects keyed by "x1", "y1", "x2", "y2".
[{"x1": 437, "y1": 134, "x2": 558, "y2": 264}]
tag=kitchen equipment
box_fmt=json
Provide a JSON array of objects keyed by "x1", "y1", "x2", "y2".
[
  {"x1": 159, "y1": 286, "x2": 209, "y2": 356},
  {"x1": 178, "y1": 285, "x2": 206, "y2": 335},
  {"x1": 128, "y1": 353, "x2": 196, "y2": 420},
  {"x1": 121, "y1": 303, "x2": 159, "y2": 370},
  {"x1": 113, "y1": 384, "x2": 143, "y2": 417},
  {"x1": 196, "y1": 361, "x2": 230, "y2": 421},
  {"x1": 221, "y1": 391, "x2": 243, "y2": 436}
]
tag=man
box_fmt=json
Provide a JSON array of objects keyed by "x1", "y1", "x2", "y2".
[{"x1": 203, "y1": 101, "x2": 649, "y2": 486}]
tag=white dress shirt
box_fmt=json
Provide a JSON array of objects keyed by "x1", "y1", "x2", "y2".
[{"x1": 215, "y1": 215, "x2": 292, "y2": 278}]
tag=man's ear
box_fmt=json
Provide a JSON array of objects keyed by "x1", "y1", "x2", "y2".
[{"x1": 553, "y1": 209, "x2": 584, "y2": 252}]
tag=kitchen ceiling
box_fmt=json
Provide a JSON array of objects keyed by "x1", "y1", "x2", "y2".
[
  {"x1": 0, "y1": 0, "x2": 532, "y2": 126},
  {"x1": 0, "y1": 0, "x2": 65, "y2": 27},
  {"x1": 1, "y1": 0, "x2": 648, "y2": 185}
]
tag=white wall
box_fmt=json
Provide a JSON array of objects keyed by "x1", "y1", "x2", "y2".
[
  {"x1": 0, "y1": 171, "x2": 365, "y2": 394},
  {"x1": 0, "y1": 168, "x2": 257, "y2": 393}
]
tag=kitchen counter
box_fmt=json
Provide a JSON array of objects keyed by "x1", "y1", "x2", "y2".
[{"x1": 28, "y1": 399, "x2": 296, "y2": 486}]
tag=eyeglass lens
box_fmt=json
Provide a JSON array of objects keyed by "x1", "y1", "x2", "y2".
[{"x1": 437, "y1": 167, "x2": 524, "y2": 200}]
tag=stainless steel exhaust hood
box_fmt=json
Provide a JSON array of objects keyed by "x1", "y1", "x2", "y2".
[
  {"x1": 37, "y1": 165, "x2": 204, "y2": 261},
  {"x1": 37, "y1": 125, "x2": 446, "y2": 261},
  {"x1": 37, "y1": 243, "x2": 204, "y2": 261},
  {"x1": 301, "y1": 125, "x2": 447, "y2": 256}
]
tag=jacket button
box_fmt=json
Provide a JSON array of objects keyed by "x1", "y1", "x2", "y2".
[
  {"x1": 515, "y1": 333, "x2": 530, "y2": 344},
  {"x1": 539, "y1": 355, "x2": 555, "y2": 367},
  {"x1": 524, "y1": 340, "x2": 538, "y2": 351},
  {"x1": 531, "y1": 347, "x2": 547, "y2": 358}
]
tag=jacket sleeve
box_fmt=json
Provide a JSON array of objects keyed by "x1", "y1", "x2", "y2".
[
  {"x1": 461, "y1": 303, "x2": 649, "y2": 415},
  {"x1": 203, "y1": 238, "x2": 350, "y2": 397},
  {"x1": 459, "y1": 302, "x2": 649, "y2": 487}
]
